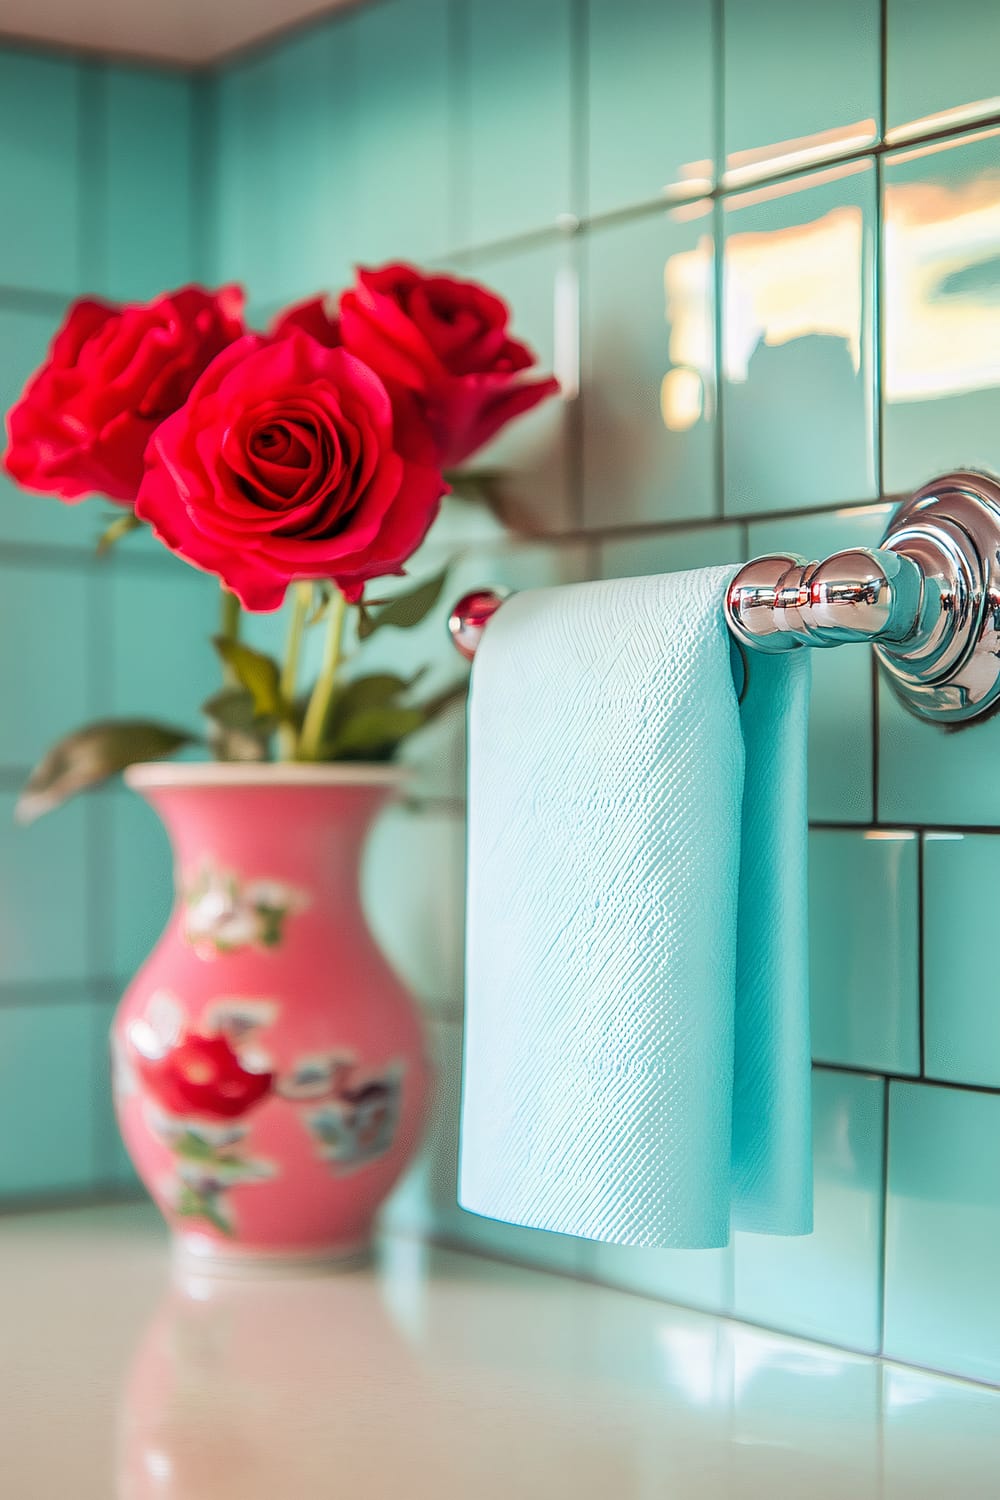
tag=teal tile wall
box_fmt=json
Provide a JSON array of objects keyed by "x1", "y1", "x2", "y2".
[
  {"x1": 885, "y1": 0, "x2": 1000, "y2": 141},
  {"x1": 722, "y1": 163, "x2": 878, "y2": 515},
  {"x1": 7, "y1": 0, "x2": 1000, "y2": 1392},
  {"x1": 0, "y1": 43, "x2": 200, "y2": 1205},
  {"x1": 808, "y1": 831, "x2": 920, "y2": 1076},
  {"x1": 881, "y1": 127, "x2": 1000, "y2": 494},
  {"x1": 722, "y1": 0, "x2": 881, "y2": 183},
  {"x1": 732, "y1": 1069, "x2": 886, "y2": 1353},
  {"x1": 226, "y1": 0, "x2": 993, "y2": 1389},
  {"x1": 586, "y1": 0, "x2": 715, "y2": 215},
  {"x1": 583, "y1": 204, "x2": 717, "y2": 529},
  {"x1": 884, "y1": 1083, "x2": 1000, "y2": 1385},
  {"x1": 922, "y1": 834, "x2": 1000, "y2": 1089},
  {"x1": 0, "y1": 49, "x2": 83, "y2": 295}
]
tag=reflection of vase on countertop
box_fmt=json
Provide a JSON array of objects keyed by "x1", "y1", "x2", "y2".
[
  {"x1": 112, "y1": 764, "x2": 431, "y2": 1270},
  {"x1": 116, "y1": 1255, "x2": 426, "y2": 1500}
]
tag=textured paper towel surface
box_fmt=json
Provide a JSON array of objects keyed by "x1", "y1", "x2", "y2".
[{"x1": 458, "y1": 569, "x2": 812, "y2": 1249}]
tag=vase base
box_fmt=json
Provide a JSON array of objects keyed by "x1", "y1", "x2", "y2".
[{"x1": 172, "y1": 1230, "x2": 374, "y2": 1278}]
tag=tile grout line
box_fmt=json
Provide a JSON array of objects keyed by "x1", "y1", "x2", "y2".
[
  {"x1": 711, "y1": 0, "x2": 726, "y2": 521},
  {"x1": 877, "y1": 1074, "x2": 892, "y2": 1356},
  {"x1": 566, "y1": 0, "x2": 588, "y2": 535},
  {"x1": 916, "y1": 833, "x2": 927, "y2": 1076}
]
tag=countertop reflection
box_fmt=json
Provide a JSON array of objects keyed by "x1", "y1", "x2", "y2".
[{"x1": 0, "y1": 1203, "x2": 997, "y2": 1498}]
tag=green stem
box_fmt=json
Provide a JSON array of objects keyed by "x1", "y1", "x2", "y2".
[
  {"x1": 277, "y1": 584, "x2": 312, "y2": 761},
  {"x1": 299, "y1": 590, "x2": 348, "y2": 761},
  {"x1": 219, "y1": 587, "x2": 241, "y2": 687}
]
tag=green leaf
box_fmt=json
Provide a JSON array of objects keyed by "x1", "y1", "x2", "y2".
[
  {"x1": 442, "y1": 467, "x2": 505, "y2": 500},
  {"x1": 176, "y1": 1185, "x2": 233, "y2": 1235},
  {"x1": 327, "y1": 671, "x2": 423, "y2": 731},
  {"x1": 96, "y1": 511, "x2": 143, "y2": 555},
  {"x1": 212, "y1": 637, "x2": 291, "y2": 721},
  {"x1": 174, "y1": 1131, "x2": 217, "y2": 1163},
  {"x1": 356, "y1": 566, "x2": 449, "y2": 639},
  {"x1": 16, "y1": 719, "x2": 197, "y2": 824},
  {"x1": 202, "y1": 689, "x2": 273, "y2": 763},
  {"x1": 325, "y1": 706, "x2": 428, "y2": 761}
]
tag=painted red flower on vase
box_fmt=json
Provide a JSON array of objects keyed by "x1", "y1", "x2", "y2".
[{"x1": 136, "y1": 1032, "x2": 274, "y2": 1120}]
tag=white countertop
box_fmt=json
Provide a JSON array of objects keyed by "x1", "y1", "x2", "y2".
[{"x1": 1, "y1": 1203, "x2": 998, "y2": 1498}]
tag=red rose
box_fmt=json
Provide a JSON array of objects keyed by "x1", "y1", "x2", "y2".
[
  {"x1": 3, "y1": 285, "x2": 245, "y2": 504},
  {"x1": 338, "y1": 263, "x2": 560, "y2": 466},
  {"x1": 137, "y1": 1032, "x2": 273, "y2": 1120},
  {"x1": 270, "y1": 296, "x2": 341, "y2": 348},
  {"x1": 135, "y1": 332, "x2": 446, "y2": 610}
]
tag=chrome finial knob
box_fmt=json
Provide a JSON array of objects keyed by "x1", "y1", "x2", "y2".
[{"x1": 448, "y1": 589, "x2": 506, "y2": 661}]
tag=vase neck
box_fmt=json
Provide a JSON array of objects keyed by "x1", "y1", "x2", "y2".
[{"x1": 137, "y1": 779, "x2": 396, "y2": 915}]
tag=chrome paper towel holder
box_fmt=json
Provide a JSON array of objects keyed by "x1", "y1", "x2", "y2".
[{"x1": 448, "y1": 470, "x2": 1000, "y2": 727}]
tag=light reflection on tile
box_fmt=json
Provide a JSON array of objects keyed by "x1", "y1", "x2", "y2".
[
  {"x1": 922, "y1": 833, "x2": 1000, "y2": 1090},
  {"x1": 732, "y1": 1070, "x2": 886, "y2": 1354},
  {"x1": 723, "y1": 162, "x2": 877, "y2": 515},
  {"x1": 586, "y1": 0, "x2": 715, "y2": 215},
  {"x1": 885, "y1": 0, "x2": 1000, "y2": 145},
  {"x1": 582, "y1": 205, "x2": 716, "y2": 529},
  {"x1": 723, "y1": 0, "x2": 880, "y2": 186},
  {"x1": 882, "y1": 128, "x2": 1000, "y2": 492},
  {"x1": 884, "y1": 1082, "x2": 1000, "y2": 1385},
  {"x1": 725, "y1": 119, "x2": 879, "y2": 190}
]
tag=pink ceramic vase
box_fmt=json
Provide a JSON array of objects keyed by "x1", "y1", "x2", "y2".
[{"x1": 112, "y1": 763, "x2": 431, "y2": 1270}]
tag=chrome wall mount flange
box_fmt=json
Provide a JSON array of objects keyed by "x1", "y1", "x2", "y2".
[
  {"x1": 725, "y1": 470, "x2": 1000, "y2": 727},
  {"x1": 449, "y1": 471, "x2": 1000, "y2": 729},
  {"x1": 875, "y1": 471, "x2": 1000, "y2": 724}
]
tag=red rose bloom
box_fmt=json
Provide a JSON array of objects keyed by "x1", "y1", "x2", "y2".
[
  {"x1": 338, "y1": 263, "x2": 560, "y2": 466},
  {"x1": 137, "y1": 1032, "x2": 273, "y2": 1120},
  {"x1": 3, "y1": 285, "x2": 245, "y2": 504},
  {"x1": 270, "y1": 296, "x2": 341, "y2": 348},
  {"x1": 135, "y1": 331, "x2": 446, "y2": 610}
]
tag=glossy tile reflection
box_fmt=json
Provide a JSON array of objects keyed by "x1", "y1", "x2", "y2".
[
  {"x1": 583, "y1": 204, "x2": 716, "y2": 529},
  {"x1": 922, "y1": 834, "x2": 1000, "y2": 1089},
  {"x1": 723, "y1": 0, "x2": 879, "y2": 185},
  {"x1": 808, "y1": 831, "x2": 919, "y2": 1074},
  {"x1": 733, "y1": 1070, "x2": 885, "y2": 1353},
  {"x1": 586, "y1": 0, "x2": 715, "y2": 214},
  {"x1": 885, "y1": 0, "x2": 1000, "y2": 143},
  {"x1": 723, "y1": 163, "x2": 877, "y2": 514},
  {"x1": 884, "y1": 1082, "x2": 1000, "y2": 1385},
  {"x1": 883, "y1": 128, "x2": 1000, "y2": 492}
]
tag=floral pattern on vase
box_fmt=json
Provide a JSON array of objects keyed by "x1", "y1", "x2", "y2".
[
  {"x1": 149, "y1": 1114, "x2": 276, "y2": 1238},
  {"x1": 113, "y1": 767, "x2": 430, "y2": 1269},
  {"x1": 304, "y1": 1069, "x2": 404, "y2": 1173},
  {"x1": 183, "y1": 861, "x2": 309, "y2": 957},
  {"x1": 121, "y1": 988, "x2": 407, "y2": 1236},
  {"x1": 125, "y1": 990, "x2": 277, "y2": 1237}
]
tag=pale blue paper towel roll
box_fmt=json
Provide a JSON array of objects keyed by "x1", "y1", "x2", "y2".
[{"x1": 458, "y1": 568, "x2": 813, "y2": 1248}]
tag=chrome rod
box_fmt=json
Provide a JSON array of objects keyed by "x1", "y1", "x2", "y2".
[{"x1": 448, "y1": 470, "x2": 1000, "y2": 727}]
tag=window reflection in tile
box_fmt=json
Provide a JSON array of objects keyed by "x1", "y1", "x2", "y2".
[
  {"x1": 583, "y1": 203, "x2": 716, "y2": 529},
  {"x1": 883, "y1": 128, "x2": 1000, "y2": 491},
  {"x1": 722, "y1": 162, "x2": 877, "y2": 515}
]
